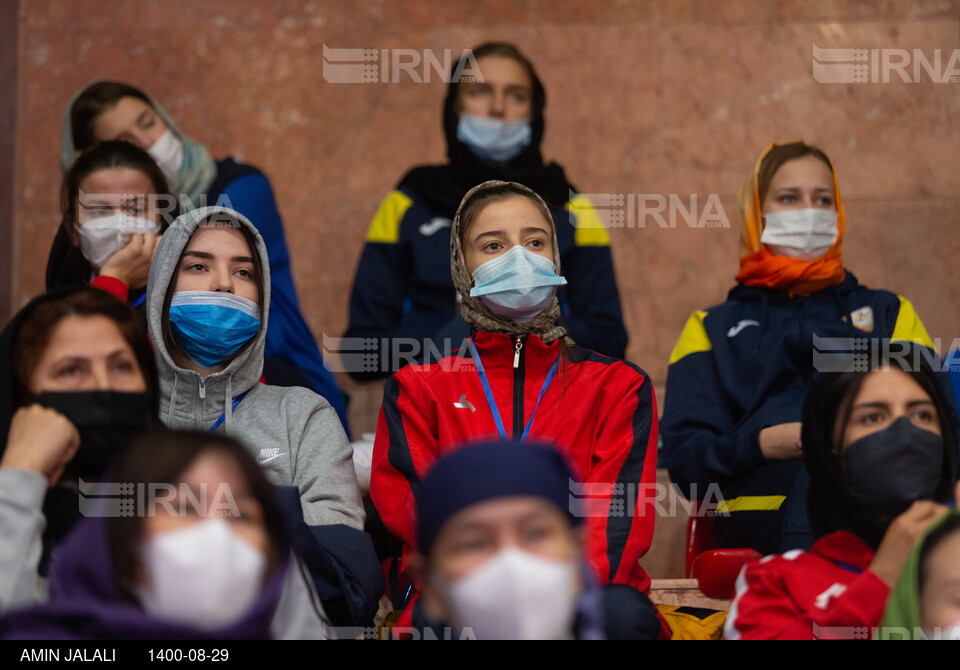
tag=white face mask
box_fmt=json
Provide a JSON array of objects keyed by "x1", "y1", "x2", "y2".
[
  {"x1": 438, "y1": 547, "x2": 579, "y2": 640},
  {"x1": 136, "y1": 518, "x2": 267, "y2": 631},
  {"x1": 146, "y1": 129, "x2": 184, "y2": 184},
  {"x1": 76, "y1": 212, "x2": 160, "y2": 270},
  {"x1": 760, "y1": 208, "x2": 839, "y2": 261}
]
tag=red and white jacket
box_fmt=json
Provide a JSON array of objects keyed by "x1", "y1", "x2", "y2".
[
  {"x1": 370, "y1": 330, "x2": 659, "y2": 593},
  {"x1": 724, "y1": 531, "x2": 890, "y2": 640}
]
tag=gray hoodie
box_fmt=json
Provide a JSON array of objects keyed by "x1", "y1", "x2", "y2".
[{"x1": 146, "y1": 206, "x2": 363, "y2": 529}]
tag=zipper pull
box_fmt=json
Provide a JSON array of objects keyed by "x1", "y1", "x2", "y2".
[
  {"x1": 513, "y1": 337, "x2": 523, "y2": 369},
  {"x1": 199, "y1": 377, "x2": 206, "y2": 400}
]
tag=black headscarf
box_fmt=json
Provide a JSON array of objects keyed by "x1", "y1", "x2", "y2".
[
  {"x1": 802, "y1": 354, "x2": 958, "y2": 550},
  {"x1": 399, "y1": 42, "x2": 575, "y2": 212}
]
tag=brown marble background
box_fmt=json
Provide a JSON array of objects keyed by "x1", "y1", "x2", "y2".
[{"x1": 9, "y1": 0, "x2": 960, "y2": 575}]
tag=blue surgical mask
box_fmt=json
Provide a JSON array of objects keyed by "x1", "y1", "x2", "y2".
[
  {"x1": 168, "y1": 291, "x2": 260, "y2": 369},
  {"x1": 457, "y1": 113, "x2": 532, "y2": 163},
  {"x1": 470, "y1": 246, "x2": 566, "y2": 322}
]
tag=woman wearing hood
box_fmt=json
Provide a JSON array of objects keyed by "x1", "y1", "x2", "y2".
[
  {"x1": 724, "y1": 355, "x2": 957, "y2": 639},
  {"x1": 146, "y1": 206, "x2": 383, "y2": 626},
  {"x1": 344, "y1": 42, "x2": 627, "y2": 381},
  {"x1": 51, "y1": 80, "x2": 349, "y2": 435},
  {"x1": 370, "y1": 180, "x2": 659, "y2": 612},
  {"x1": 661, "y1": 141, "x2": 949, "y2": 555}
]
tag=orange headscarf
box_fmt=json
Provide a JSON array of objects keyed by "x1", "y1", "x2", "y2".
[{"x1": 735, "y1": 141, "x2": 846, "y2": 296}]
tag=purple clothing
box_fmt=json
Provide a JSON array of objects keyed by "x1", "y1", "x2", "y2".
[{"x1": 0, "y1": 514, "x2": 287, "y2": 640}]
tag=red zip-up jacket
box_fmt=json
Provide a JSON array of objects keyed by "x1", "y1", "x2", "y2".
[
  {"x1": 370, "y1": 330, "x2": 658, "y2": 593},
  {"x1": 724, "y1": 531, "x2": 890, "y2": 640}
]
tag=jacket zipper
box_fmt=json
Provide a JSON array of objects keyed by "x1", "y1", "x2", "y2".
[
  {"x1": 197, "y1": 376, "x2": 206, "y2": 430},
  {"x1": 513, "y1": 336, "x2": 525, "y2": 440}
]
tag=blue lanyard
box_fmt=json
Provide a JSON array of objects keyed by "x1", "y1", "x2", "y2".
[
  {"x1": 207, "y1": 390, "x2": 249, "y2": 433},
  {"x1": 130, "y1": 293, "x2": 146, "y2": 308},
  {"x1": 468, "y1": 336, "x2": 560, "y2": 442},
  {"x1": 834, "y1": 560, "x2": 863, "y2": 575}
]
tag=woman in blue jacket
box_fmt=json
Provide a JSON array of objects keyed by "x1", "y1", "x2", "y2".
[
  {"x1": 661, "y1": 141, "x2": 947, "y2": 555},
  {"x1": 344, "y1": 42, "x2": 628, "y2": 381}
]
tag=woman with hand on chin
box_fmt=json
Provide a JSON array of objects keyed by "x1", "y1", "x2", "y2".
[
  {"x1": 0, "y1": 287, "x2": 157, "y2": 613},
  {"x1": 724, "y1": 356, "x2": 957, "y2": 639},
  {"x1": 47, "y1": 140, "x2": 174, "y2": 308}
]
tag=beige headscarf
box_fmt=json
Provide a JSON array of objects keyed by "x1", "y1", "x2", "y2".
[{"x1": 450, "y1": 180, "x2": 573, "y2": 346}]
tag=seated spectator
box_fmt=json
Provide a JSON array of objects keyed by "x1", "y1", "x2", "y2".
[
  {"x1": 345, "y1": 42, "x2": 627, "y2": 381},
  {"x1": 46, "y1": 140, "x2": 174, "y2": 308},
  {"x1": 662, "y1": 140, "x2": 947, "y2": 555},
  {"x1": 724, "y1": 354, "x2": 958, "y2": 639},
  {"x1": 370, "y1": 180, "x2": 658, "y2": 607},
  {"x1": 407, "y1": 440, "x2": 663, "y2": 640},
  {"x1": 0, "y1": 429, "x2": 331, "y2": 639},
  {"x1": 0, "y1": 287, "x2": 157, "y2": 613},
  {"x1": 58, "y1": 80, "x2": 349, "y2": 434},
  {"x1": 146, "y1": 205, "x2": 382, "y2": 626},
  {"x1": 879, "y1": 510, "x2": 960, "y2": 639}
]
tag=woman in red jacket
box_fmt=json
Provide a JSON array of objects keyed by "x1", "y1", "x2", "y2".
[
  {"x1": 724, "y1": 353, "x2": 957, "y2": 639},
  {"x1": 370, "y1": 180, "x2": 659, "y2": 606}
]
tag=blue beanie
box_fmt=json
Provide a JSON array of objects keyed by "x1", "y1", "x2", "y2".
[{"x1": 416, "y1": 440, "x2": 580, "y2": 553}]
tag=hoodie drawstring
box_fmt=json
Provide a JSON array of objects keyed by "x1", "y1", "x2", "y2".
[
  {"x1": 166, "y1": 374, "x2": 179, "y2": 426},
  {"x1": 225, "y1": 376, "x2": 234, "y2": 433}
]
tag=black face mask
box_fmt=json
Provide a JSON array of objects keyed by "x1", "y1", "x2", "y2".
[
  {"x1": 32, "y1": 391, "x2": 153, "y2": 479},
  {"x1": 844, "y1": 416, "x2": 945, "y2": 518}
]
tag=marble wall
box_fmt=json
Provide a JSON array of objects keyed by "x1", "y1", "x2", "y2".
[
  {"x1": 11, "y1": 0, "x2": 960, "y2": 427},
  {"x1": 0, "y1": 0, "x2": 16, "y2": 327}
]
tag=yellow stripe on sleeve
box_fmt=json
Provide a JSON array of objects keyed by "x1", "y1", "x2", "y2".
[
  {"x1": 668, "y1": 310, "x2": 712, "y2": 365},
  {"x1": 891, "y1": 296, "x2": 935, "y2": 351},
  {"x1": 365, "y1": 190, "x2": 414, "y2": 244},
  {"x1": 565, "y1": 195, "x2": 611, "y2": 247},
  {"x1": 715, "y1": 495, "x2": 787, "y2": 515}
]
